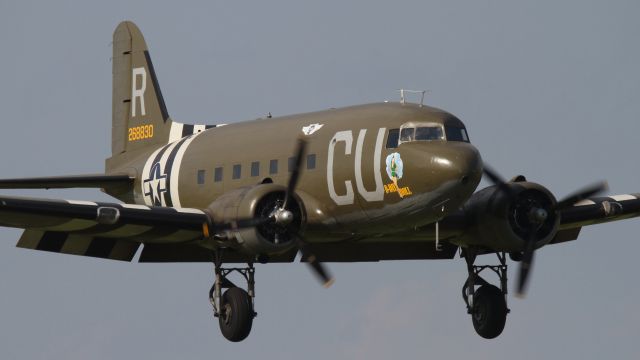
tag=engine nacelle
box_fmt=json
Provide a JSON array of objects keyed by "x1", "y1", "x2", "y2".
[
  {"x1": 206, "y1": 183, "x2": 305, "y2": 255},
  {"x1": 463, "y1": 181, "x2": 560, "y2": 252}
]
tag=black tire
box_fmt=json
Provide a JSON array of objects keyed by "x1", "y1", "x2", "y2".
[
  {"x1": 219, "y1": 287, "x2": 254, "y2": 342},
  {"x1": 471, "y1": 284, "x2": 507, "y2": 339},
  {"x1": 509, "y1": 252, "x2": 523, "y2": 262}
]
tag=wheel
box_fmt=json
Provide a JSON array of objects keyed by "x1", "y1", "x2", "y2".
[
  {"x1": 509, "y1": 252, "x2": 523, "y2": 262},
  {"x1": 219, "y1": 287, "x2": 254, "y2": 342},
  {"x1": 471, "y1": 284, "x2": 507, "y2": 339}
]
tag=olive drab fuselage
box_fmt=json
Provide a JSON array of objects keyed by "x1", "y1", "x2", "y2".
[{"x1": 113, "y1": 102, "x2": 483, "y2": 241}]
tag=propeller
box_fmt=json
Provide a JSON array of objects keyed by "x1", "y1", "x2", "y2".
[
  {"x1": 482, "y1": 165, "x2": 607, "y2": 297},
  {"x1": 285, "y1": 138, "x2": 335, "y2": 287},
  {"x1": 283, "y1": 138, "x2": 306, "y2": 210},
  {"x1": 297, "y1": 237, "x2": 335, "y2": 288},
  {"x1": 210, "y1": 138, "x2": 334, "y2": 287},
  {"x1": 556, "y1": 182, "x2": 607, "y2": 211}
]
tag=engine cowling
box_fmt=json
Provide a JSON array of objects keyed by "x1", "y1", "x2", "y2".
[
  {"x1": 206, "y1": 183, "x2": 305, "y2": 255},
  {"x1": 463, "y1": 181, "x2": 560, "y2": 252}
]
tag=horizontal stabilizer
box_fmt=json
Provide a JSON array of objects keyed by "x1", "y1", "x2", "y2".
[{"x1": 0, "y1": 174, "x2": 133, "y2": 189}]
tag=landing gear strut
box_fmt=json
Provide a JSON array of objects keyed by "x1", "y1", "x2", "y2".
[
  {"x1": 209, "y1": 253, "x2": 256, "y2": 342},
  {"x1": 462, "y1": 249, "x2": 510, "y2": 339}
]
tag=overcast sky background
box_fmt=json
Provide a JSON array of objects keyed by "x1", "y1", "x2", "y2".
[{"x1": 1, "y1": 1, "x2": 639, "y2": 359}]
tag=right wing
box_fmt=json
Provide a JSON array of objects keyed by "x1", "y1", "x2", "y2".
[{"x1": 0, "y1": 195, "x2": 210, "y2": 261}]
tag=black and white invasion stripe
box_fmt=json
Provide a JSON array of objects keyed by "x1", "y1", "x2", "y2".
[
  {"x1": 169, "y1": 121, "x2": 223, "y2": 143},
  {"x1": 561, "y1": 193, "x2": 640, "y2": 226}
]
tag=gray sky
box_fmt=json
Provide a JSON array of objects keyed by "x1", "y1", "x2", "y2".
[{"x1": 1, "y1": 1, "x2": 639, "y2": 359}]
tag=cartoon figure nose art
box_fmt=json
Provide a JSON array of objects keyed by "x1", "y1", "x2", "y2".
[{"x1": 385, "y1": 152, "x2": 411, "y2": 198}]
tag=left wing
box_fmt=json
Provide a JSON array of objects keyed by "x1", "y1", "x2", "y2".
[
  {"x1": 559, "y1": 193, "x2": 640, "y2": 228},
  {"x1": 549, "y1": 193, "x2": 640, "y2": 244},
  {"x1": 432, "y1": 192, "x2": 640, "y2": 247},
  {"x1": 0, "y1": 195, "x2": 210, "y2": 261}
]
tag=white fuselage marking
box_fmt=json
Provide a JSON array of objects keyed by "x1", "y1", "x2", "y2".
[
  {"x1": 168, "y1": 122, "x2": 184, "y2": 143},
  {"x1": 611, "y1": 194, "x2": 636, "y2": 202},
  {"x1": 122, "y1": 204, "x2": 151, "y2": 210},
  {"x1": 327, "y1": 128, "x2": 386, "y2": 205},
  {"x1": 66, "y1": 200, "x2": 98, "y2": 206},
  {"x1": 175, "y1": 208, "x2": 206, "y2": 214},
  {"x1": 354, "y1": 128, "x2": 386, "y2": 202},
  {"x1": 327, "y1": 131, "x2": 355, "y2": 206},
  {"x1": 140, "y1": 146, "x2": 164, "y2": 206},
  {"x1": 193, "y1": 124, "x2": 206, "y2": 133},
  {"x1": 169, "y1": 133, "x2": 202, "y2": 208}
]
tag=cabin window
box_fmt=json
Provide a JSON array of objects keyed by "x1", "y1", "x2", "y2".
[
  {"x1": 445, "y1": 126, "x2": 470, "y2": 142},
  {"x1": 386, "y1": 129, "x2": 399, "y2": 148},
  {"x1": 232, "y1": 164, "x2": 241, "y2": 179},
  {"x1": 400, "y1": 127, "x2": 415, "y2": 142},
  {"x1": 214, "y1": 167, "x2": 223, "y2": 182},
  {"x1": 307, "y1": 154, "x2": 316, "y2": 170},
  {"x1": 197, "y1": 170, "x2": 206, "y2": 184},
  {"x1": 415, "y1": 126, "x2": 444, "y2": 141},
  {"x1": 251, "y1": 161, "x2": 260, "y2": 177},
  {"x1": 269, "y1": 159, "x2": 278, "y2": 174}
]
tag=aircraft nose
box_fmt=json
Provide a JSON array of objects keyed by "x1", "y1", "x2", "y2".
[{"x1": 429, "y1": 144, "x2": 482, "y2": 187}]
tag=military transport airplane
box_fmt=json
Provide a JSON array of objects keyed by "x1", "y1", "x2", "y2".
[{"x1": 1, "y1": 21, "x2": 636, "y2": 342}]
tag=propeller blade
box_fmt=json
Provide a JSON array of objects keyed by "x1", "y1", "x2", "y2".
[
  {"x1": 516, "y1": 230, "x2": 537, "y2": 297},
  {"x1": 555, "y1": 181, "x2": 608, "y2": 210},
  {"x1": 482, "y1": 164, "x2": 515, "y2": 198},
  {"x1": 482, "y1": 164, "x2": 508, "y2": 186},
  {"x1": 283, "y1": 138, "x2": 307, "y2": 209},
  {"x1": 297, "y1": 238, "x2": 334, "y2": 288}
]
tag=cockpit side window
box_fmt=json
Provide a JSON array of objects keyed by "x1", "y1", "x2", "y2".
[
  {"x1": 445, "y1": 126, "x2": 470, "y2": 142},
  {"x1": 415, "y1": 127, "x2": 444, "y2": 141},
  {"x1": 400, "y1": 128, "x2": 415, "y2": 142},
  {"x1": 386, "y1": 129, "x2": 399, "y2": 148}
]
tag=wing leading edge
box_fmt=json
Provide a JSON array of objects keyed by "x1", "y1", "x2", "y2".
[{"x1": 0, "y1": 174, "x2": 133, "y2": 189}]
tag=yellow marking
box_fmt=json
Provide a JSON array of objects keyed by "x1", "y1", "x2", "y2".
[
  {"x1": 398, "y1": 186, "x2": 413, "y2": 197},
  {"x1": 384, "y1": 183, "x2": 397, "y2": 193},
  {"x1": 323, "y1": 278, "x2": 335, "y2": 288},
  {"x1": 384, "y1": 183, "x2": 413, "y2": 197},
  {"x1": 202, "y1": 223, "x2": 210, "y2": 238},
  {"x1": 128, "y1": 124, "x2": 154, "y2": 141}
]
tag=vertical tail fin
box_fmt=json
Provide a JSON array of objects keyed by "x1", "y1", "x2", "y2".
[{"x1": 111, "y1": 21, "x2": 171, "y2": 156}]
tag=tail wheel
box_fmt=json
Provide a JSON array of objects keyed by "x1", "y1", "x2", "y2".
[
  {"x1": 219, "y1": 287, "x2": 254, "y2": 342},
  {"x1": 472, "y1": 284, "x2": 507, "y2": 339}
]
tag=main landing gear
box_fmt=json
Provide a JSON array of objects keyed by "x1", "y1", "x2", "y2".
[
  {"x1": 462, "y1": 249, "x2": 510, "y2": 339},
  {"x1": 209, "y1": 254, "x2": 256, "y2": 342}
]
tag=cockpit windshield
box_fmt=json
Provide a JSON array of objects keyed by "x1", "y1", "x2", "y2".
[
  {"x1": 415, "y1": 126, "x2": 443, "y2": 140},
  {"x1": 398, "y1": 122, "x2": 445, "y2": 145},
  {"x1": 445, "y1": 126, "x2": 470, "y2": 142},
  {"x1": 400, "y1": 127, "x2": 415, "y2": 142},
  {"x1": 394, "y1": 121, "x2": 470, "y2": 146}
]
